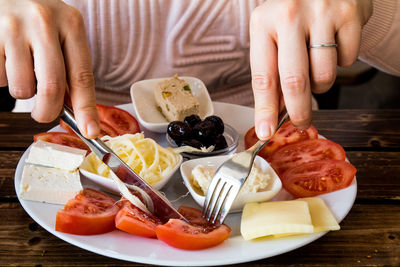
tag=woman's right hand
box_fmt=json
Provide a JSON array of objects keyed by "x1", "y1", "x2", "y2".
[{"x1": 0, "y1": 0, "x2": 99, "y2": 138}]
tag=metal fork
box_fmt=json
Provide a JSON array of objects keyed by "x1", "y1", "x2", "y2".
[{"x1": 202, "y1": 109, "x2": 289, "y2": 225}]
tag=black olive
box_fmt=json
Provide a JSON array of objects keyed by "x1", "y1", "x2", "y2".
[
  {"x1": 214, "y1": 134, "x2": 228, "y2": 150},
  {"x1": 182, "y1": 139, "x2": 203, "y2": 149},
  {"x1": 192, "y1": 120, "x2": 216, "y2": 145},
  {"x1": 167, "y1": 121, "x2": 192, "y2": 141},
  {"x1": 184, "y1": 114, "x2": 202, "y2": 128},
  {"x1": 204, "y1": 115, "x2": 224, "y2": 135}
]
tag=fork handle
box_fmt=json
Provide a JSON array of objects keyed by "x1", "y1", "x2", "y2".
[{"x1": 248, "y1": 108, "x2": 289, "y2": 155}]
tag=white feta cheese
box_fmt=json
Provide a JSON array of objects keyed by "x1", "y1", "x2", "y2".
[
  {"x1": 26, "y1": 140, "x2": 86, "y2": 171},
  {"x1": 19, "y1": 165, "x2": 82, "y2": 205}
]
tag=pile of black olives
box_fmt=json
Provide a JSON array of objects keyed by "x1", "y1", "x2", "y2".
[{"x1": 167, "y1": 115, "x2": 228, "y2": 150}]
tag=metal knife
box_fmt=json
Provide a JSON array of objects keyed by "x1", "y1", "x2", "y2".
[{"x1": 60, "y1": 105, "x2": 186, "y2": 223}]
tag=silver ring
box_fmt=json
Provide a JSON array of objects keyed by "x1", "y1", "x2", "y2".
[{"x1": 309, "y1": 43, "x2": 337, "y2": 48}]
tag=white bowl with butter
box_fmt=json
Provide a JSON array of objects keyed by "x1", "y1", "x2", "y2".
[
  {"x1": 180, "y1": 154, "x2": 282, "y2": 212},
  {"x1": 130, "y1": 76, "x2": 214, "y2": 133}
]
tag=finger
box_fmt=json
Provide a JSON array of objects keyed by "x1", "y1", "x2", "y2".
[
  {"x1": 278, "y1": 26, "x2": 312, "y2": 129},
  {"x1": 30, "y1": 29, "x2": 67, "y2": 123},
  {"x1": 250, "y1": 14, "x2": 280, "y2": 140},
  {"x1": 336, "y1": 23, "x2": 361, "y2": 67},
  {"x1": 61, "y1": 9, "x2": 99, "y2": 139},
  {"x1": 4, "y1": 37, "x2": 36, "y2": 99},
  {"x1": 309, "y1": 25, "x2": 337, "y2": 94},
  {"x1": 0, "y1": 46, "x2": 7, "y2": 87}
]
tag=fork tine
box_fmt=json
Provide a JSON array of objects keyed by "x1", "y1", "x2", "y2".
[
  {"x1": 203, "y1": 178, "x2": 224, "y2": 221},
  {"x1": 211, "y1": 184, "x2": 232, "y2": 224},
  {"x1": 216, "y1": 185, "x2": 241, "y2": 225}
]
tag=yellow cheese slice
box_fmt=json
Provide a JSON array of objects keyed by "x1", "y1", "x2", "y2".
[
  {"x1": 240, "y1": 200, "x2": 314, "y2": 240},
  {"x1": 300, "y1": 197, "x2": 340, "y2": 232}
]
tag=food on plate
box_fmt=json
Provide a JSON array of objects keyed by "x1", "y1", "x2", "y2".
[
  {"x1": 281, "y1": 159, "x2": 357, "y2": 197},
  {"x1": 301, "y1": 197, "x2": 340, "y2": 233},
  {"x1": 240, "y1": 197, "x2": 340, "y2": 240},
  {"x1": 156, "y1": 206, "x2": 231, "y2": 250},
  {"x1": 191, "y1": 162, "x2": 272, "y2": 196},
  {"x1": 34, "y1": 132, "x2": 89, "y2": 151},
  {"x1": 55, "y1": 188, "x2": 119, "y2": 235},
  {"x1": 270, "y1": 139, "x2": 346, "y2": 175},
  {"x1": 19, "y1": 165, "x2": 83, "y2": 205},
  {"x1": 96, "y1": 104, "x2": 140, "y2": 135},
  {"x1": 167, "y1": 114, "x2": 228, "y2": 150},
  {"x1": 244, "y1": 121, "x2": 318, "y2": 161},
  {"x1": 81, "y1": 133, "x2": 181, "y2": 186},
  {"x1": 241, "y1": 200, "x2": 314, "y2": 240},
  {"x1": 154, "y1": 74, "x2": 200, "y2": 122},
  {"x1": 115, "y1": 200, "x2": 161, "y2": 238},
  {"x1": 60, "y1": 118, "x2": 119, "y2": 137},
  {"x1": 26, "y1": 140, "x2": 86, "y2": 171}
]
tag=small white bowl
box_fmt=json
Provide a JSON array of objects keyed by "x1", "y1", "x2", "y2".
[
  {"x1": 79, "y1": 154, "x2": 183, "y2": 194},
  {"x1": 180, "y1": 155, "x2": 282, "y2": 212},
  {"x1": 130, "y1": 76, "x2": 214, "y2": 133}
]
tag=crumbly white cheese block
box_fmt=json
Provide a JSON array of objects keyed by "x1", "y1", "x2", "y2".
[
  {"x1": 154, "y1": 74, "x2": 200, "y2": 121},
  {"x1": 19, "y1": 165, "x2": 82, "y2": 205},
  {"x1": 191, "y1": 163, "x2": 271, "y2": 196},
  {"x1": 26, "y1": 140, "x2": 86, "y2": 171},
  {"x1": 241, "y1": 200, "x2": 314, "y2": 240},
  {"x1": 301, "y1": 197, "x2": 340, "y2": 232}
]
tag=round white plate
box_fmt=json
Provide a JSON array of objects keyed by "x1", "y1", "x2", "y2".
[{"x1": 14, "y1": 102, "x2": 357, "y2": 266}]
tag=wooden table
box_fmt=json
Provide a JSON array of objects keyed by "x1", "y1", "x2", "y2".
[{"x1": 1, "y1": 110, "x2": 399, "y2": 266}]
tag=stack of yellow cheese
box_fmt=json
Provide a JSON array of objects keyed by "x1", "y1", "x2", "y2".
[{"x1": 241, "y1": 197, "x2": 340, "y2": 240}]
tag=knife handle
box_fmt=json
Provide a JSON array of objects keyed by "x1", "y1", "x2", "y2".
[{"x1": 60, "y1": 104, "x2": 111, "y2": 160}]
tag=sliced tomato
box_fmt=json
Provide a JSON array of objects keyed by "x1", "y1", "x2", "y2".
[
  {"x1": 115, "y1": 201, "x2": 161, "y2": 238},
  {"x1": 34, "y1": 132, "x2": 89, "y2": 151},
  {"x1": 60, "y1": 119, "x2": 119, "y2": 137},
  {"x1": 244, "y1": 121, "x2": 318, "y2": 161},
  {"x1": 55, "y1": 188, "x2": 119, "y2": 235},
  {"x1": 281, "y1": 159, "x2": 357, "y2": 198},
  {"x1": 97, "y1": 104, "x2": 140, "y2": 135},
  {"x1": 270, "y1": 139, "x2": 346, "y2": 176},
  {"x1": 156, "y1": 206, "x2": 231, "y2": 250}
]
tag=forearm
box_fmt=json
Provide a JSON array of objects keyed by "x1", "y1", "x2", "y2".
[{"x1": 359, "y1": 0, "x2": 400, "y2": 76}]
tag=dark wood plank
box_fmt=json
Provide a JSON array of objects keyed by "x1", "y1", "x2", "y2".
[
  {"x1": 0, "y1": 202, "x2": 398, "y2": 266},
  {"x1": 2, "y1": 150, "x2": 399, "y2": 202}
]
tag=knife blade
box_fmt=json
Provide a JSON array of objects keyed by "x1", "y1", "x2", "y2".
[{"x1": 60, "y1": 105, "x2": 186, "y2": 223}]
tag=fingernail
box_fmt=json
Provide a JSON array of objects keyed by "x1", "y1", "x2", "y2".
[
  {"x1": 86, "y1": 121, "x2": 99, "y2": 138},
  {"x1": 257, "y1": 121, "x2": 271, "y2": 140}
]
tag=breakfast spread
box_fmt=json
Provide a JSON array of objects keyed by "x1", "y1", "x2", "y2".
[
  {"x1": 154, "y1": 74, "x2": 200, "y2": 122},
  {"x1": 191, "y1": 162, "x2": 272, "y2": 196},
  {"x1": 240, "y1": 197, "x2": 339, "y2": 240}
]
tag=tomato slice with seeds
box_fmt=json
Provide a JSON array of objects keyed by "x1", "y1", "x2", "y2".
[
  {"x1": 55, "y1": 188, "x2": 119, "y2": 235},
  {"x1": 156, "y1": 206, "x2": 231, "y2": 250},
  {"x1": 97, "y1": 104, "x2": 140, "y2": 135},
  {"x1": 244, "y1": 121, "x2": 318, "y2": 161},
  {"x1": 270, "y1": 139, "x2": 346, "y2": 176},
  {"x1": 281, "y1": 159, "x2": 357, "y2": 198},
  {"x1": 34, "y1": 132, "x2": 89, "y2": 151},
  {"x1": 115, "y1": 200, "x2": 161, "y2": 238}
]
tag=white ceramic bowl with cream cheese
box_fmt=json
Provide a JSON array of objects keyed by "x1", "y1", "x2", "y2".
[
  {"x1": 180, "y1": 154, "x2": 282, "y2": 212},
  {"x1": 79, "y1": 154, "x2": 182, "y2": 194},
  {"x1": 130, "y1": 76, "x2": 214, "y2": 133}
]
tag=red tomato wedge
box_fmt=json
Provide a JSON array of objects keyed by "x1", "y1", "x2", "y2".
[
  {"x1": 156, "y1": 206, "x2": 231, "y2": 250},
  {"x1": 115, "y1": 201, "x2": 161, "y2": 238},
  {"x1": 270, "y1": 139, "x2": 346, "y2": 176},
  {"x1": 97, "y1": 104, "x2": 140, "y2": 135},
  {"x1": 281, "y1": 159, "x2": 357, "y2": 198},
  {"x1": 55, "y1": 188, "x2": 119, "y2": 235},
  {"x1": 60, "y1": 118, "x2": 119, "y2": 137},
  {"x1": 34, "y1": 132, "x2": 89, "y2": 151},
  {"x1": 244, "y1": 121, "x2": 318, "y2": 161}
]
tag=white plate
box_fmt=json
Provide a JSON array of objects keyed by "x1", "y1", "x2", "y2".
[
  {"x1": 15, "y1": 102, "x2": 357, "y2": 266},
  {"x1": 180, "y1": 155, "x2": 282, "y2": 212},
  {"x1": 130, "y1": 76, "x2": 214, "y2": 133}
]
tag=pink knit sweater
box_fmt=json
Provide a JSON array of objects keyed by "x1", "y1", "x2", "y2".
[{"x1": 13, "y1": 0, "x2": 400, "y2": 111}]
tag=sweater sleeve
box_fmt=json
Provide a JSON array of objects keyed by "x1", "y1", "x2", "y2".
[{"x1": 358, "y1": 0, "x2": 400, "y2": 76}]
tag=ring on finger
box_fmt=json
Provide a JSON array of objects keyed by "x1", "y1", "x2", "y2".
[{"x1": 309, "y1": 43, "x2": 337, "y2": 48}]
